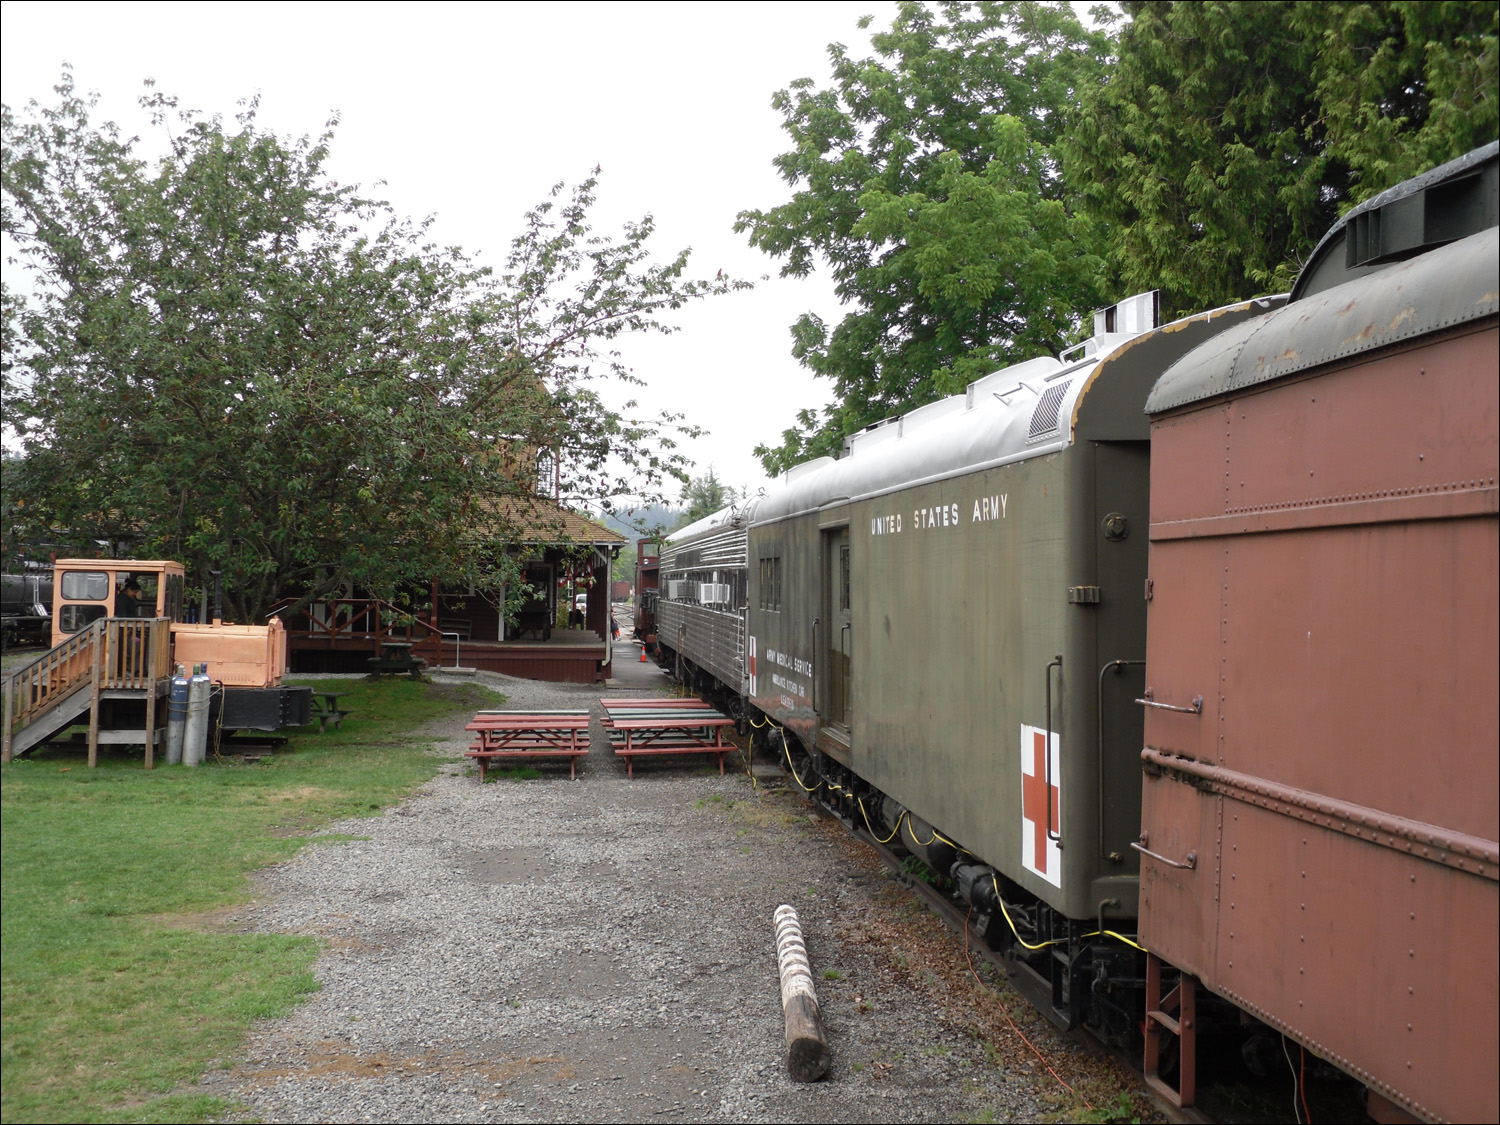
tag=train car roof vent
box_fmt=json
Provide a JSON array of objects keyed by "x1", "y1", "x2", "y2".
[
  {"x1": 1092, "y1": 290, "x2": 1160, "y2": 337},
  {"x1": 1026, "y1": 381, "x2": 1071, "y2": 443},
  {"x1": 1293, "y1": 141, "x2": 1498, "y2": 300},
  {"x1": 1343, "y1": 161, "x2": 1497, "y2": 269}
]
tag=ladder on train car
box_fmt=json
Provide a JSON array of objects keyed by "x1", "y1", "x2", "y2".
[{"x1": 1, "y1": 617, "x2": 173, "y2": 767}]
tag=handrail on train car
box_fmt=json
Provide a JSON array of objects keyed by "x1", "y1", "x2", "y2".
[
  {"x1": 1045, "y1": 654, "x2": 1063, "y2": 845},
  {"x1": 810, "y1": 617, "x2": 820, "y2": 715},
  {"x1": 1135, "y1": 687, "x2": 1203, "y2": 714},
  {"x1": 1099, "y1": 659, "x2": 1145, "y2": 861}
]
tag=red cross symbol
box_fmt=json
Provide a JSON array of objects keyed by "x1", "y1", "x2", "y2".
[{"x1": 1022, "y1": 729, "x2": 1059, "y2": 875}]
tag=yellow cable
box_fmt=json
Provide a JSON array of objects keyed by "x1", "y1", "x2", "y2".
[
  {"x1": 1083, "y1": 929, "x2": 1147, "y2": 952},
  {"x1": 745, "y1": 725, "x2": 1146, "y2": 955},
  {"x1": 987, "y1": 875, "x2": 1147, "y2": 952},
  {"x1": 992, "y1": 875, "x2": 1066, "y2": 951},
  {"x1": 741, "y1": 712, "x2": 1129, "y2": 956},
  {"x1": 778, "y1": 726, "x2": 821, "y2": 793},
  {"x1": 857, "y1": 797, "x2": 904, "y2": 844},
  {"x1": 736, "y1": 712, "x2": 758, "y2": 791}
]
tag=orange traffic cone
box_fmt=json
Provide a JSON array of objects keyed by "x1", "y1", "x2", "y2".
[{"x1": 639, "y1": 644, "x2": 648, "y2": 663}]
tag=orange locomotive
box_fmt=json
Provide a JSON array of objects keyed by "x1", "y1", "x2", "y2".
[{"x1": 3, "y1": 558, "x2": 311, "y2": 763}]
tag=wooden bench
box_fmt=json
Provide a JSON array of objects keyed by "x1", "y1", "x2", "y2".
[
  {"x1": 309, "y1": 690, "x2": 351, "y2": 733},
  {"x1": 600, "y1": 699, "x2": 735, "y2": 779},
  {"x1": 464, "y1": 710, "x2": 591, "y2": 781}
]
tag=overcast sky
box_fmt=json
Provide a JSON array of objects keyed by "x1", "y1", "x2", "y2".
[{"x1": 1, "y1": 1, "x2": 902, "y2": 508}]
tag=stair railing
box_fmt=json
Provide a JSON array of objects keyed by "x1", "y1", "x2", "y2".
[{"x1": 2, "y1": 619, "x2": 105, "y2": 761}]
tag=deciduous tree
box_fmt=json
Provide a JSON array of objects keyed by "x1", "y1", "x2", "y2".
[
  {"x1": 737, "y1": 1, "x2": 1112, "y2": 474},
  {"x1": 2, "y1": 72, "x2": 743, "y2": 621}
]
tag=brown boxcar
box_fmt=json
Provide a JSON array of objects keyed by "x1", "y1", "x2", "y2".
[
  {"x1": 633, "y1": 537, "x2": 660, "y2": 643},
  {"x1": 1139, "y1": 144, "x2": 1498, "y2": 1122}
]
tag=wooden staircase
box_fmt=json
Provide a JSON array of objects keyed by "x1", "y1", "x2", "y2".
[{"x1": 2, "y1": 618, "x2": 173, "y2": 767}]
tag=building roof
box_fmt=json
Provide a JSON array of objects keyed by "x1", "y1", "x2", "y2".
[{"x1": 475, "y1": 496, "x2": 626, "y2": 548}]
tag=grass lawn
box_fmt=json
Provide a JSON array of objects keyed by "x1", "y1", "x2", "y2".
[{"x1": 1, "y1": 675, "x2": 503, "y2": 1124}]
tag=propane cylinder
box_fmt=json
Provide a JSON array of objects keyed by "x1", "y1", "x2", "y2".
[
  {"x1": 183, "y1": 663, "x2": 211, "y2": 767},
  {"x1": 166, "y1": 664, "x2": 190, "y2": 765}
]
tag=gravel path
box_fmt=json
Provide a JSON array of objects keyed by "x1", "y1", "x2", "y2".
[{"x1": 203, "y1": 669, "x2": 1139, "y2": 1123}]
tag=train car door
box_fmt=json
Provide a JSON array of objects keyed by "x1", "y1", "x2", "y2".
[
  {"x1": 821, "y1": 526, "x2": 852, "y2": 733},
  {"x1": 1093, "y1": 440, "x2": 1150, "y2": 865}
]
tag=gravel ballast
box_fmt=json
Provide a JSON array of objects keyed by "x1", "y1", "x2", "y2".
[{"x1": 203, "y1": 668, "x2": 1145, "y2": 1123}]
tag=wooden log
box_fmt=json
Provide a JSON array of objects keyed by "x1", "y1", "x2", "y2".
[{"x1": 773, "y1": 904, "x2": 830, "y2": 1081}]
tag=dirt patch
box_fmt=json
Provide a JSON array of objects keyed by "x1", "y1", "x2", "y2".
[
  {"x1": 149, "y1": 902, "x2": 259, "y2": 934},
  {"x1": 462, "y1": 846, "x2": 550, "y2": 885}
]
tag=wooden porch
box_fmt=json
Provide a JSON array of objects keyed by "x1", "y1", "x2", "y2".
[
  {"x1": 271, "y1": 596, "x2": 616, "y2": 684},
  {"x1": 425, "y1": 631, "x2": 613, "y2": 684}
]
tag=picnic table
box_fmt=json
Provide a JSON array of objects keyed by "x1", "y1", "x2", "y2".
[
  {"x1": 368, "y1": 639, "x2": 426, "y2": 678},
  {"x1": 308, "y1": 690, "x2": 351, "y2": 733},
  {"x1": 600, "y1": 697, "x2": 736, "y2": 779},
  {"x1": 464, "y1": 710, "x2": 591, "y2": 781}
]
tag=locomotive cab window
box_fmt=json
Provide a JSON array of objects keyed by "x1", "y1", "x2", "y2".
[
  {"x1": 58, "y1": 603, "x2": 107, "y2": 633},
  {"x1": 60, "y1": 570, "x2": 110, "y2": 601}
]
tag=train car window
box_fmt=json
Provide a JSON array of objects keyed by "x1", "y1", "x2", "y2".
[
  {"x1": 60, "y1": 571, "x2": 110, "y2": 600},
  {"x1": 759, "y1": 555, "x2": 783, "y2": 611},
  {"x1": 58, "y1": 604, "x2": 107, "y2": 632}
]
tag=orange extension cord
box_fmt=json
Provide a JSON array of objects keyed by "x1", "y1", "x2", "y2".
[{"x1": 964, "y1": 905, "x2": 1094, "y2": 1112}]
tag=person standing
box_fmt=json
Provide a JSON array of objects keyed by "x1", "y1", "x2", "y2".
[{"x1": 115, "y1": 577, "x2": 144, "y2": 618}]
